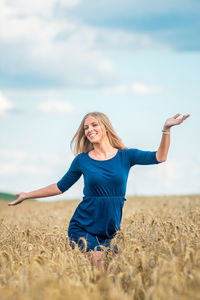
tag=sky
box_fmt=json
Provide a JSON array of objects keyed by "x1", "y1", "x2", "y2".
[{"x1": 0, "y1": 0, "x2": 199, "y2": 200}]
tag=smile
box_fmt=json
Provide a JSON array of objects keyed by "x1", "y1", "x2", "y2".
[{"x1": 89, "y1": 133, "x2": 97, "y2": 138}]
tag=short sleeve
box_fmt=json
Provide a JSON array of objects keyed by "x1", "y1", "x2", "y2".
[
  {"x1": 57, "y1": 154, "x2": 82, "y2": 193},
  {"x1": 127, "y1": 148, "x2": 162, "y2": 167}
]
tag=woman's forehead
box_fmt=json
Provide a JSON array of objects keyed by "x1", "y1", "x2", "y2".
[{"x1": 84, "y1": 115, "x2": 99, "y2": 125}]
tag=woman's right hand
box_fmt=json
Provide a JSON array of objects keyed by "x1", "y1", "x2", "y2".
[
  {"x1": 8, "y1": 184, "x2": 62, "y2": 206},
  {"x1": 8, "y1": 192, "x2": 27, "y2": 206}
]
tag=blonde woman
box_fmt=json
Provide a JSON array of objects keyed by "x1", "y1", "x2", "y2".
[{"x1": 8, "y1": 112, "x2": 190, "y2": 268}]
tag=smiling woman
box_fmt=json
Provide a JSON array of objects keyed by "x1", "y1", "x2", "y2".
[
  {"x1": 8, "y1": 111, "x2": 190, "y2": 269},
  {"x1": 71, "y1": 112, "x2": 126, "y2": 157}
]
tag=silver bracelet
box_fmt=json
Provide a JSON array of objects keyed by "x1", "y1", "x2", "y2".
[{"x1": 162, "y1": 130, "x2": 170, "y2": 134}]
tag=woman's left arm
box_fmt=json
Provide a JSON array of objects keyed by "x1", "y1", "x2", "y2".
[{"x1": 156, "y1": 113, "x2": 190, "y2": 162}]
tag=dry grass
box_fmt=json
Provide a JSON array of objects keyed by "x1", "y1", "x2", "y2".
[{"x1": 0, "y1": 195, "x2": 200, "y2": 300}]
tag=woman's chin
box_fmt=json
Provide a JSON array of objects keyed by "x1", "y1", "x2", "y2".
[{"x1": 90, "y1": 139, "x2": 100, "y2": 144}]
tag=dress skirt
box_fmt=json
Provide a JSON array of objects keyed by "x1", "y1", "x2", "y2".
[
  {"x1": 68, "y1": 225, "x2": 118, "y2": 253},
  {"x1": 67, "y1": 195, "x2": 124, "y2": 253}
]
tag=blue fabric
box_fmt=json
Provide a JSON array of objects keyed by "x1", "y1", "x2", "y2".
[
  {"x1": 68, "y1": 225, "x2": 118, "y2": 253},
  {"x1": 57, "y1": 148, "x2": 161, "y2": 251}
]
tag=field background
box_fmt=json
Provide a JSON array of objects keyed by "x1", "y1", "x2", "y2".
[{"x1": 1, "y1": 195, "x2": 200, "y2": 300}]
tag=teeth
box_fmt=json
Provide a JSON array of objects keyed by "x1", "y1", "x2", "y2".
[{"x1": 89, "y1": 133, "x2": 97, "y2": 137}]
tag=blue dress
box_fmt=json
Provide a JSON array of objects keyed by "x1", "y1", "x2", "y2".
[{"x1": 57, "y1": 149, "x2": 162, "y2": 252}]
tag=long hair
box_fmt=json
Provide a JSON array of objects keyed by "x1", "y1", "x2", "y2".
[{"x1": 71, "y1": 112, "x2": 127, "y2": 155}]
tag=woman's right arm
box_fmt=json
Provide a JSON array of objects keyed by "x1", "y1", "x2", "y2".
[
  {"x1": 8, "y1": 183, "x2": 62, "y2": 206},
  {"x1": 8, "y1": 154, "x2": 82, "y2": 206}
]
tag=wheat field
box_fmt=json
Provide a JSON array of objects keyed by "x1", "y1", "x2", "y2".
[{"x1": 0, "y1": 195, "x2": 200, "y2": 300}]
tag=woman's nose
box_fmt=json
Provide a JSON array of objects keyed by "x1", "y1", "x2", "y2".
[{"x1": 88, "y1": 126, "x2": 94, "y2": 132}]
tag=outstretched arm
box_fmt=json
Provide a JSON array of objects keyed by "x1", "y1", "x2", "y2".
[
  {"x1": 156, "y1": 113, "x2": 190, "y2": 162},
  {"x1": 8, "y1": 154, "x2": 82, "y2": 206},
  {"x1": 8, "y1": 183, "x2": 62, "y2": 206}
]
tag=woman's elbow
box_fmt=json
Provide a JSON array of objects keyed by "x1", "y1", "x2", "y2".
[
  {"x1": 55, "y1": 184, "x2": 63, "y2": 194},
  {"x1": 160, "y1": 157, "x2": 167, "y2": 162},
  {"x1": 156, "y1": 152, "x2": 167, "y2": 163}
]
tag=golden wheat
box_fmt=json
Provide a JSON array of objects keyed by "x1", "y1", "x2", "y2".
[{"x1": 0, "y1": 195, "x2": 200, "y2": 300}]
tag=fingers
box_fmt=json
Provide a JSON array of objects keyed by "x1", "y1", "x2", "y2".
[
  {"x1": 8, "y1": 201, "x2": 15, "y2": 206},
  {"x1": 8, "y1": 192, "x2": 25, "y2": 206},
  {"x1": 166, "y1": 113, "x2": 190, "y2": 128},
  {"x1": 182, "y1": 114, "x2": 190, "y2": 120},
  {"x1": 173, "y1": 113, "x2": 181, "y2": 119},
  {"x1": 8, "y1": 200, "x2": 18, "y2": 206},
  {"x1": 173, "y1": 113, "x2": 190, "y2": 121},
  {"x1": 179, "y1": 114, "x2": 190, "y2": 123},
  {"x1": 8, "y1": 194, "x2": 19, "y2": 205},
  {"x1": 8, "y1": 198, "x2": 22, "y2": 206}
]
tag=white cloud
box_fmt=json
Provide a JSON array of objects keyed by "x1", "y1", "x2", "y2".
[
  {"x1": 1, "y1": 0, "x2": 81, "y2": 17},
  {"x1": 0, "y1": 0, "x2": 165, "y2": 89},
  {"x1": 0, "y1": 150, "x2": 61, "y2": 175},
  {"x1": 145, "y1": 157, "x2": 200, "y2": 195},
  {"x1": 148, "y1": 158, "x2": 185, "y2": 190},
  {"x1": 0, "y1": 0, "x2": 115, "y2": 87},
  {"x1": 0, "y1": 91, "x2": 14, "y2": 115},
  {"x1": 102, "y1": 82, "x2": 162, "y2": 96},
  {"x1": 126, "y1": 158, "x2": 189, "y2": 196},
  {"x1": 38, "y1": 100, "x2": 75, "y2": 114},
  {"x1": 0, "y1": 150, "x2": 61, "y2": 164},
  {"x1": 0, "y1": 163, "x2": 18, "y2": 174},
  {"x1": 0, "y1": 150, "x2": 27, "y2": 161},
  {"x1": 131, "y1": 83, "x2": 162, "y2": 95},
  {"x1": 103, "y1": 85, "x2": 129, "y2": 95},
  {"x1": 156, "y1": 159, "x2": 181, "y2": 188},
  {"x1": 0, "y1": 162, "x2": 50, "y2": 175},
  {"x1": 59, "y1": 0, "x2": 81, "y2": 7},
  {"x1": 96, "y1": 28, "x2": 165, "y2": 51}
]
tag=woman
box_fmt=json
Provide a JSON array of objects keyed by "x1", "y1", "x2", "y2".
[{"x1": 8, "y1": 112, "x2": 190, "y2": 268}]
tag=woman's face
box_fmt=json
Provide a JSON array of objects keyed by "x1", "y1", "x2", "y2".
[{"x1": 84, "y1": 115, "x2": 106, "y2": 144}]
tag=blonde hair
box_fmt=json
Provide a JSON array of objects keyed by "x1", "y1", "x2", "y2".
[{"x1": 71, "y1": 112, "x2": 127, "y2": 155}]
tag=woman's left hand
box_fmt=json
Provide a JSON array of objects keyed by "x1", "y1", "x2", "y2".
[{"x1": 164, "y1": 113, "x2": 190, "y2": 130}]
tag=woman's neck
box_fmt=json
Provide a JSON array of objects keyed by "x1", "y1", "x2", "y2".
[{"x1": 90, "y1": 141, "x2": 118, "y2": 160}]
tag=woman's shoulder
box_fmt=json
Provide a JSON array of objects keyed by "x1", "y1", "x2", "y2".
[
  {"x1": 69, "y1": 152, "x2": 87, "y2": 169},
  {"x1": 119, "y1": 148, "x2": 142, "y2": 159},
  {"x1": 120, "y1": 148, "x2": 138, "y2": 153},
  {"x1": 74, "y1": 152, "x2": 88, "y2": 160},
  {"x1": 70, "y1": 152, "x2": 85, "y2": 164}
]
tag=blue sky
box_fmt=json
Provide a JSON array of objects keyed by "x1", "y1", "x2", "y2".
[{"x1": 0, "y1": 0, "x2": 199, "y2": 200}]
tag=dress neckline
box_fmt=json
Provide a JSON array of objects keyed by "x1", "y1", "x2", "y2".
[{"x1": 87, "y1": 150, "x2": 119, "y2": 162}]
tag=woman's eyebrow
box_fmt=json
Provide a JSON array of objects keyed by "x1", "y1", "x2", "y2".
[{"x1": 84, "y1": 122, "x2": 98, "y2": 127}]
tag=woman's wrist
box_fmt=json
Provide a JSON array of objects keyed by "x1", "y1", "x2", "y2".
[
  {"x1": 22, "y1": 192, "x2": 28, "y2": 200},
  {"x1": 163, "y1": 125, "x2": 170, "y2": 132},
  {"x1": 162, "y1": 130, "x2": 170, "y2": 135},
  {"x1": 162, "y1": 126, "x2": 170, "y2": 135}
]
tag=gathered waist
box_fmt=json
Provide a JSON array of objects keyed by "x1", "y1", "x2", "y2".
[{"x1": 83, "y1": 195, "x2": 126, "y2": 200}]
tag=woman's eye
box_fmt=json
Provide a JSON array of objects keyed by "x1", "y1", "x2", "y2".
[{"x1": 84, "y1": 123, "x2": 98, "y2": 130}]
